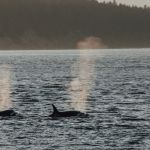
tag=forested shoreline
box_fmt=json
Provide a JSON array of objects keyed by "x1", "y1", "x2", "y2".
[{"x1": 0, "y1": 0, "x2": 150, "y2": 49}]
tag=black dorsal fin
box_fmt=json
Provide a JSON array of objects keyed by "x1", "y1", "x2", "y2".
[{"x1": 52, "y1": 104, "x2": 59, "y2": 114}]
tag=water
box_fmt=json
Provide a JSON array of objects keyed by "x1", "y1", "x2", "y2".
[{"x1": 0, "y1": 49, "x2": 150, "y2": 150}]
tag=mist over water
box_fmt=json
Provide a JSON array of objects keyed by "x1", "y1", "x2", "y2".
[{"x1": 0, "y1": 65, "x2": 12, "y2": 111}]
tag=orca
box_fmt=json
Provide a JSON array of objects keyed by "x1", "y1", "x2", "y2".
[
  {"x1": 0, "y1": 109, "x2": 19, "y2": 117},
  {"x1": 49, "y1": 104, "x2": 88, "y2": 118}
]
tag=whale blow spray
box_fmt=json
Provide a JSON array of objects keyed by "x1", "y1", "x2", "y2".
[
  {"x1": 69, "y1": 36, "x2": 107, "y2": 112},
  {"x1": 0, "y1": 66, "x2": 12, "y2": 111}
]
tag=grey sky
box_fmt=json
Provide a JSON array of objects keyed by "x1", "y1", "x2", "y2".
[{"x1": 98, "y1": 0, "x2": 150, "y2": 7}]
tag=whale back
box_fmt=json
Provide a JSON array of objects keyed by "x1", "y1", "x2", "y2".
[
  {"x1": 50, "y1": 104, "x2": 89, "y2": 118},
  {"x1": 0, "y1": 109, "x2": 17, "y2": 117}
]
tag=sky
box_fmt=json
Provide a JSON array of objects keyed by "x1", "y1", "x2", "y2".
[{"x1": 98, "y1": 0, "x2": 150, "y2": 7}]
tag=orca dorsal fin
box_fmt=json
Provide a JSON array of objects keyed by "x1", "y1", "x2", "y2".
[{"x1": 52, "y1": 104, "x2": 59, "y2": 114}]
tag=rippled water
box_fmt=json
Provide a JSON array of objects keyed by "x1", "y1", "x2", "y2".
[{"x1": 0, "y1": 49, "x2": 150, "y2": 150}]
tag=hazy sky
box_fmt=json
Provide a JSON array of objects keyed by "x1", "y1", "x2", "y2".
[{"x1": 98, "y1": 0, "x2": 150, "y2": 7}]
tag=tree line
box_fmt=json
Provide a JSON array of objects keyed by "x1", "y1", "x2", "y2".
[{"x1": 0, "y1": 0, "x2": 150, "y2": 49}]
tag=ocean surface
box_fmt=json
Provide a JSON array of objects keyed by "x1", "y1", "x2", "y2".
[{"x1": 0, "y1": 49, "x2": 149, "y2": 150}]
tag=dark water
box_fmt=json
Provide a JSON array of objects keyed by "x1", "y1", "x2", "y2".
[{"x1": 0, "y1": 49, "x2": 150, "y2": 150}]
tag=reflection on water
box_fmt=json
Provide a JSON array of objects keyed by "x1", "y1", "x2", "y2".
[
  {"x1": 69, "y1": 50, "x2": 95, "y2": 112},
  {"x1": 0, "y1": 65, "x2": 12, "y2": 111}
]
